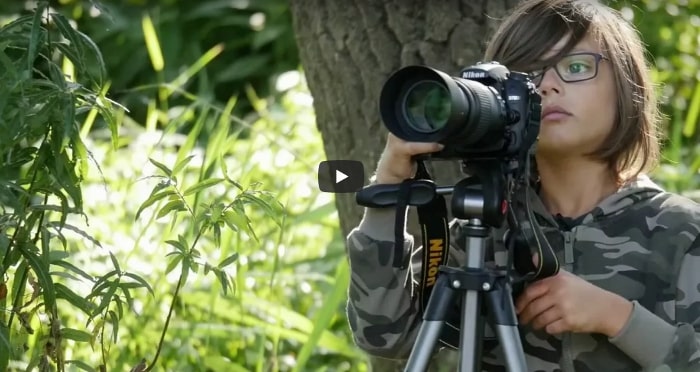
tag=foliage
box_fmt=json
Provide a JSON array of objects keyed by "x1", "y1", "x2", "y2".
[
  {"x1": 0, "y1": 0, "x2": 300, "y2": 130},
  {"x1": 1, "y1": 1, "x2": 365, "y2": 370},
  {"x1": 615, "y1": 0, "x2": 700, "y2": 194},
  {"x1": 0, "y1": 2, "x2": 126, "y2": 370}
]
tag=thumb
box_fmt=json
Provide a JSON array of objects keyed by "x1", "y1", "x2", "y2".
[
  {"x1": 532, "y1": 252, "x2": 540, "y2": 267},
  {"x1": 404, "y1": 141, "x2": 444, "y2": 155}
]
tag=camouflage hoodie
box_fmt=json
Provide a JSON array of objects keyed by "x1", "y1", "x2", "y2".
[{"x1": 345, "y1": 174, "x2": 700, "y2": 372}]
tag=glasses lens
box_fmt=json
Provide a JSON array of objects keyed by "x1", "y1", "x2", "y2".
[{"x1": 556, "y1": 54, "x2": 597, "y2": 82}]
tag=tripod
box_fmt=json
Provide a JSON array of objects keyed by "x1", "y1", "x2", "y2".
[
  {"x1": 356, "y1": 164, "x2": 530, "y2": 372},
  {"x1": 405, "y1": 168, "x2": 528, "y2": 372}
]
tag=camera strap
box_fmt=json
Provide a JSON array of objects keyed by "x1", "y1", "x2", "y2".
[
  {"x1": 409, "y1": 160, "x2": 463, "y2": 349},
  {"x1": 412, "y1": 161, "x2": 450, "y2": 313}
]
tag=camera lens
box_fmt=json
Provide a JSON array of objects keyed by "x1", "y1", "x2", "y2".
[
  {"x1": 402, "y1": 80, "x2": 451, "y2": 133},
  {"x1": 379, "y1": 65, "x2": 508, "y2": 148}
]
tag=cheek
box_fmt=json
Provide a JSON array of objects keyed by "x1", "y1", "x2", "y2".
[
  {"x1": 597, "y1": 74, "x2": 619, "y2": 128},
  {"x1": 587, "y1": 84, "x2": 617, "y2": 131}
]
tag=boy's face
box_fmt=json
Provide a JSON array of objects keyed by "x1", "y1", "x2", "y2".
[{"x1": 533, "y1": 33, "x2": 617, "y2": 160}]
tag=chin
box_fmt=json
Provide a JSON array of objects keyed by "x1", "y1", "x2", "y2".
[{"x1": 535, "y1": 138, "x2": 579, "y2": 156}]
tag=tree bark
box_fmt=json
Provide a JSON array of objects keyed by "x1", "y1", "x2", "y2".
[{"x1": 290, "y1": 0, "x2": 520, "y2": 241}]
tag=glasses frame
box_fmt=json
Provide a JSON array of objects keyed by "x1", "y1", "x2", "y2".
[{"x1": 531, "y1": 52, "x2": 609, "y2": 86}]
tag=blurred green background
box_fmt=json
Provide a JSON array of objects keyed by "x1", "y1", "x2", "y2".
[{"x1": 0, "y1": 0, "x2": 698, "y2": 371}]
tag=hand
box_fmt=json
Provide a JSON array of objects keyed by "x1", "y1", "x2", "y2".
[
  {"x1": 515, "y1": 255, "x2": 633, "y2": 337},
  {"x1": 373, "y1": 133, "x2": 443, "y2": 184}
]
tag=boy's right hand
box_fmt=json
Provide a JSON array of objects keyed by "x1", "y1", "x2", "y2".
[{"x1": 374, "y1": 133, "x2": 444, "y2": 184}]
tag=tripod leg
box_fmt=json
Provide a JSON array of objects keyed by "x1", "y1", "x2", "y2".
[
  {"x1": 457, "y1": 233, "x2": 487, "y2": 372},
  {"x1": 404, "y1": 274, "x2": 455, "y2": 372},
  {"x1": 485, "y1": 279, "x2": 528, "y2": 372}
]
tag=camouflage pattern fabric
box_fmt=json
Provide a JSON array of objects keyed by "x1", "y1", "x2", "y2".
[{"x1": 345, "y1": 174, "x2": 700, "y2": 371}]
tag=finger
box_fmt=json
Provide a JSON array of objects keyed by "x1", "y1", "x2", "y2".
[
  {"x1": 519, "y1": 294, "x2": 557, "y2": 325},
  {"x1": 529, "y1": 306, "x2": 561, "y2": 331},
  {"x1": 544, "y1": 318, "x2": 568, "y2": 336},
  {"x1": 532, "y1": 252, "x2": 539, "y2": 267},
  {"x1": 515, "y1": 281, "x2": 550, "y2": 314},
  {"x1": 403, "y1": 141, "x2": 444, "y2": 155}
]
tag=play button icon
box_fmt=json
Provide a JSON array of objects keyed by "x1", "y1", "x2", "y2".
[
  {"x1": 318, "y1": 160, "x2": 364, "y2": 193},
  {"x1": 336, "y1": 170, "x2": 348, "y2": 183}
]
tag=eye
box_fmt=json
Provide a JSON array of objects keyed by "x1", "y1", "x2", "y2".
[
  {"x1": 567, "y1": 62, "x2": 589, "y2": 73},
  {"x1": 562, "y1": 56, "x2": 594, "y2": 74}
]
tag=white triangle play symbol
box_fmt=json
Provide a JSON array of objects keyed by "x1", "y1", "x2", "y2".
[{"x1": 335, "y1": 170, "x2": 348, "y2": 183}]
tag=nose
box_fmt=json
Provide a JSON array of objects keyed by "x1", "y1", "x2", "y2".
[{"x1": 538, "y1": 68, "x2": 562, "y2": 95}]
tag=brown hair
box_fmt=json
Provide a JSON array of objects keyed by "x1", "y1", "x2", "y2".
[{"x1": 483, "y1": 0, "x2": 662, "y2": 184}]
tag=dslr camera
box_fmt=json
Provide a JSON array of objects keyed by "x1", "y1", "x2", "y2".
[{"x1": 378, "y1": 62, "x2": 542, "y2": 161}]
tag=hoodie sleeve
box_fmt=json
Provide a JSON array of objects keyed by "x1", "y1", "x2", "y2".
[
  {"x1": 345, "y1": 206, "x2": 424, "y2": 359},
  {"x1": 608, "y1": 236, "x2": 700, "y2": 370},
  {"x1": 345, "y1": 206, "x2": 471, "y2": 360}
]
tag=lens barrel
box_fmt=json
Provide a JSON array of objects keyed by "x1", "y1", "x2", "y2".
[{"x1": 379, "y1": 65, "x2": 507, "y2": 147}]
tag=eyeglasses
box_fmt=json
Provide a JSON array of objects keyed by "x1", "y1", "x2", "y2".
[{"x1": 530, "y1": 52, "x2": 609, "y2": 86}]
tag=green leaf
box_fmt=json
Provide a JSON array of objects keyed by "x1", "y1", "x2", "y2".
[
  {"x1": 238, "y1": 191, "x2": 285, "y2": 226},
  {"x1": 157, "y1": 199, "x2": 187, "y2": 219},
  {"x1": 52, "y1": 260, "x2": 94, "y2": 282},
  {"x1": 183, "y1": 178, "x2": 224, "y2": 196},
  {"x1": 683, "y1": 81, "x2": 700, "y2": 138},
  {"x1": 220, "y1": 156, "x2": 244, "y2": 191},
  {"x1": 216, "y1": 54, "x2": 270, "y2": 83},
  {"x1": 172, "y1": 154, "x2": 195, "y2": 175},
  {"x1": 27, "y1": 1, "x2": 47, "y2": 71},
  {"x1": 149, "y1": 158, "x2": 172, "y2": 177},
  {"x1": 216, "y1": 269, "x2": 234, "y2": 296},
  {"x1": 48, "y1": 151, "x2": 83, "y2": 211},
  {"x1": 108, "y1": 310, "x2": 119, "y2": 343},
  {"x1": 201, "y1": 356, "x2": 248, "y2": 372},
  {"x1": 122, "y1": 272, "x2": 154, "y2": 297},
  {"x1": 165, "y1": 254, "x2": 183, "y2": 275},
  {"x1": 88, "y1": 270, "x2": 119, "y2": 299},
  {"x1": 218, "y1": 252, "x2": 239, "y2": 268},
  {"x1": 135, "y1": 189, "x2": 177, "y2": 220},
  {"x1": 65, "y1": 360, "x2": 96, "y2": 372},
  {"x1": 223, "y1": 208, "x2": 258, "y2": 242},
  {"x1": 18, "y1": 242, "x2": 56, "y2": 311},
  {"x1": 49, "y1": 13, "x2": 85, "y2": 63},
  {"x1": 180, "y1": 257, "x2": 191, "y2": 286},
  {"x1": 293, "y1": 260, "x2": 350, "y2": 371},
  {"x1": 53, "y1": 42, "x2": 86, "y2": 73},
  {"x1": 54, "y1": 283, "x2": 94, "y2": 315},
  {"x1": 47, "y1": 222, "x2": 102, "y2": 248},
  {"x1": 92, "y1": 281, "x2": 119, "y2": 318},
  {"x1": 0, "y1": 323, "x2": 9, "y2": 372},
  {"x1": 72, "y1": 24, "x2": 107, "y2": 85},
  {"x1": 165, "y1": 238, "x2": 187, "y2": 253},
  {"x1": 48, "y1": 250, "x2": 70, "y2": 262},
  {"x1": 108, "y1": 251, "x2": 121, "y2": 273},
  {"x1": 60, "y1": 328, "x2": 92, "y2": 342}
]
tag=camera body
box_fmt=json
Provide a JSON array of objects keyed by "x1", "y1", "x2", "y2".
[{"x1": 378, "y1": 62, "x2": 542, "y2": 162}]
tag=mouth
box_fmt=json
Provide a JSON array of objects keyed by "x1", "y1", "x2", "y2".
[{"x1": 541, "y1": 105, "x2": 572, "y2": 122}]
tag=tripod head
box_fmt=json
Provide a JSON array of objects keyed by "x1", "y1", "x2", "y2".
[{"x1": 356, "y1": 160, "x2": 506, "y2": 223}]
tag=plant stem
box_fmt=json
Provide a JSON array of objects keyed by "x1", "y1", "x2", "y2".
[{"x1": 145, "y1": 230, "x2": 203, "y2": 371}]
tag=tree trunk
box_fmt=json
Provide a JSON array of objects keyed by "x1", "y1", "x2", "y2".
[
  {"x1": 289, "y1": 2, "x2": 520, "y2": 368},
  {"x1": 289, "y1": 0, "x2": 520, "y2": 241}
]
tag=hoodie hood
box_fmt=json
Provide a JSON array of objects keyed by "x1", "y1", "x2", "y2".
[
  {"x1": 586, "y1": 173, "x2": 666, "y2": 222},
  {"x1": 522, "y1": 173, "x2": 666, "y2": 228}
]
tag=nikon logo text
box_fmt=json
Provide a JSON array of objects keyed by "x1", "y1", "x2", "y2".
[
  {"x1": 426, "y1": 239, "x2": 445, "y2": 286},
  {"x1": 462, "y1": 71, "x2": 486, "y2": 79}
]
